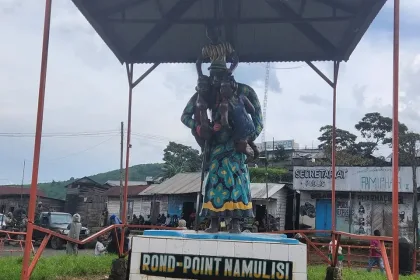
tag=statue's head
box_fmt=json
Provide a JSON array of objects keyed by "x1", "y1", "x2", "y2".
[
  {"x1": 206, "y1": 24, "x2": 221, "y2": 43},
  {"x1": 220, "y1": 75, "x2": 237, "y2": 99},
  {"x1": 196, "y1": 75, "x2": 211, "y2": 94}
]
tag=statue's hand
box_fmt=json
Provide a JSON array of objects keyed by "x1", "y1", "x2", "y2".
[{"x1": 196, "y1": 124, "x2": 212, "y2": 141}]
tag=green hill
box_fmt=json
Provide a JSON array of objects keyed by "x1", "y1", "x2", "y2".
[{"x1": 34, "y1": 163, "x2": 164, "y2": 200}]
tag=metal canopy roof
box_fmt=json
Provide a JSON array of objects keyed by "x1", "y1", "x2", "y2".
[{"x1": 71, "y1": 0, "x2": 386, "y2": 64}]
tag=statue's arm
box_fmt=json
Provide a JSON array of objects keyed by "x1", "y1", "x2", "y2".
[
  {"x1": 243, "y1": 85, "x2": 263, "y2": 141},
  {"x1": 181, "y1": 92, "x2": 198, "y2": 130},
  {"x1": 242, "y1": 96, "x2": 255, "y2": 115},
  {"x1": 226, "y1": 43, "x2": 239, "y2": 74}
]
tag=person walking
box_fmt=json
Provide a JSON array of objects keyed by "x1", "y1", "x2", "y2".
[
  {"x1": 367, "y1": 229, "x2": 385, "y2": 273},
  {"x1": 66, "y1": 213, "x2": 82, "y2": 255}
]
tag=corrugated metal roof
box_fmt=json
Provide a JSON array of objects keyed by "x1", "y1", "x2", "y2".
[
  {"x1": 71, "y1": 0, "x2": 386, "y2": 64},
  {"x1": 140, "y1": 172, "x2": 286, "y2": 199},
  {"x1": 141, "y1": 173, "x2": 202, "y2": 195},
  {"x1": 250, "y1": 183, "x2": 285, "y2": 199},
  {"x1": 0, "y1": 186, "x2": 46, "y2": 197},
  {"x1": 105, "y1": 185, "x2": 150, "y2": 197},
  {"x1": 105, "y1": 180, "x2": 148, "y2": 187}
]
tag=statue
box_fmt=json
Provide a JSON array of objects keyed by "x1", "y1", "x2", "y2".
[
  {"x1": 195, "y1": 25, "x2": 239, "y2": 136},
  {"x1": 181, "y1": 71, "x2": 263, "y2": 234}
]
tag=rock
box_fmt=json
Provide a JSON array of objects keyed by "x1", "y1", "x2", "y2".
[
  {"x1": 325, "y1": 266, "x2": 343, "y2": 280},
  {"x1": 108, "y1": 258, "x2": 127, "y2": 280}
]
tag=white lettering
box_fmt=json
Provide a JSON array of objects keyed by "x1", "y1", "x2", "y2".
[
  {"x1": 224, "y1": 259, "x2": 233, "y2": 276},
  {"x1": 214, "y1": 258, "x2": 222, "y2": 276},
  {"x1": 183, "y1": 256, "x2": 191, "y2": 273},
  {"x1": 242, "y1": 260, "x2": 253, "y2": 277}
]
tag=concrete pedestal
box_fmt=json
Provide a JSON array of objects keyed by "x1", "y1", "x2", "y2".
[{"x1": 129, "y1": 230, "x2": 307, "y2": 280}]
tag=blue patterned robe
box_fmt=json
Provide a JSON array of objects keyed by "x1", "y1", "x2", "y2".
[{"x1": 181, "y1": 83, "x2": 263, "y2": 218}]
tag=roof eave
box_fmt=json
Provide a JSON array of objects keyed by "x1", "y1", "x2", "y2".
[{"x1": 72, "y1": 0, "x2": 125, "y2": 65}]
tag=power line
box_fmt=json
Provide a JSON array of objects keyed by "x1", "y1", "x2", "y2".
[
  {"x1": 41, "y1": 136, "x2": 117, "y2": 162},
  {"x1": 0, "y1": 130, "x2": 119, "y2": 138}
]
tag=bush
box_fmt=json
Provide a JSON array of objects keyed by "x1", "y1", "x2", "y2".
[{"x1": 249, "y1": 167, "x2": 290, "y2": 183}]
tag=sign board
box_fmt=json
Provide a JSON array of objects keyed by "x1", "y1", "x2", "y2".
[
  {"x1": 293, "y1": 166, "x2": 414, "y2": 193},
  {"x1": 140, "y1": 253, "x2": 293, "y2": 280}
]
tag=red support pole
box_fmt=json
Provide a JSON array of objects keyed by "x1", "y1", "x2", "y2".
[
  {"x1": 21, "y1": 1, "x2": 52, "y2": 279},
  {"x1": 120, "y1": 63, "x2": 134, "y2": 254},
  {"x1": 331, "y1": 61, "x2": 339, "y2": 262},
  {"x1": 392, "y1": 0, "x2": 400, "y2": 278}
]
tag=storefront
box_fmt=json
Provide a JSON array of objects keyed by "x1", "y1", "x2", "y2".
[{"x1": 294, "y1": 166, "x2": 417, "y2": 240}]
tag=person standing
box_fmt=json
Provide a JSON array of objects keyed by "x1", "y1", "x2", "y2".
[
  {"x1": 66, "y1": 213, "x2": 81, "y2": 255},
  {"x1": 328, "y1": 235, "x2": 343, "y2": 268},
  {"x1": 95, "y1": 236, "x2": 107, "y2": 256},
  {"x1": 367, "y1": 230, "x2": 384, "y2": 273}
]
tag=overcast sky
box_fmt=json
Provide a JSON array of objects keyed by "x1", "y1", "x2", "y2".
[{"x1": 1, "y1": 1, "x2": 419, "y2": 184}]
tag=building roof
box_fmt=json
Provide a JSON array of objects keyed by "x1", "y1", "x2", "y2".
[
  {"x1": 64, "y1": 176, "x2": 106, "y2": 189},
  {"x1": 141, "y1": 173, "x2": 202, "y2": 195},
  {"x1": 71, "y1": 0, "x2": 385, "y2": 64},
  {"x1": 105, "y1": 180, "x2": 148, "y2": 187},
  {"x1": 250, "y1": 183, "x2": 286, "y2": 199},
  {"x1": 105, "y1": 185, "x2": 150, "y2": 197},
  {"x1": 0, "y1": 186, "x2": 46, "y2": 197},
  {"x1": 141, "y1": 172, "x2": 286, "y2": 199}
]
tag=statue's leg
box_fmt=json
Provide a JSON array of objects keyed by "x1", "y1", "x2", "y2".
[
  {"x1": 219, "y1": 99, "x2": 230, "y2": 130},
  {"x1": 229, "y1": 218, "x2": 241, "y2": 234},
  {"x1": 204, "y1": 217, "x2": 219, "y2": 233}
]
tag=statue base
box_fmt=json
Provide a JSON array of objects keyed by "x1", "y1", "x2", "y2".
[{"x1": 129, "y1": 230, "x2": 307, "y2": 280}]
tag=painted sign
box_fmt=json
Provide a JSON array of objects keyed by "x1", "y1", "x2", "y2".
[
  {"x1": 293, "y1": 167, "x2": 414, "y2": 193},
  {"x1": 140, "y1": 253, "x2": 293, "y2": 280}
]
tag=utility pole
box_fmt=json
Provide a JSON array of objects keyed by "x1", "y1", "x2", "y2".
[
  {"x1": 265, "y1": 142, "x2": 270, "y2": 232},
  {"x1": 119, "y1": 122, "x2": 124, "y2": 220},
  {"x1": 20, "y1": 160, "x2": 26, "y2": 206}
]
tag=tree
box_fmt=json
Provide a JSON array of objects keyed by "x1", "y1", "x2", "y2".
[
  {"x1": 316, "y1": 125, "x2": 372, "y2": 166},
  {"x1": 399, "y1": 132, "x2": 420, "y2": 166},
  {"x1": 355, "y1": 112, "x2": 408, "y2": 154},
  {"x1": 318, "y1": 125, "x2": 357, "y2": 151},
  {"x1": 273, "y1": 145, "x2": 288, "y2": 162},
  {"x1": 312, "y1": 150, "x2": 373, "y2": 166},
  {"x1": 162, "y1": 142, "x2": 201, "y2": 178}
]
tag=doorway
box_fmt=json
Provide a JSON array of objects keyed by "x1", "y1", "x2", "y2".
[
  {"x1": 372, "y1": 204, "x2": 392, "y2": 237},
  {"x1": 315, "y1": 200, "x2": 332, "y2": 235},
  {"x1": 182, "y1": 202, "x2": 195, "y2": 228},
  {"x1": 255, "y1": 204, "x2": 267, "y2": 232}
]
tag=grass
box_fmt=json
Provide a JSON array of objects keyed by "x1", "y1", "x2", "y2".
[
  {"x1": 309, "y1": 266, "x2": 419, "y2": 279},
  {"x1": 1, "y1": 256, "x2": 419, "y2": 280},
  {"x1": 0, "y1": 255, "x2": 115, "y2": 280}
]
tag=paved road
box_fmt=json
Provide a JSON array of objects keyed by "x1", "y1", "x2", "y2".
[{"x1": 0, "y1": 244, "x2": 94, "y2": 257}]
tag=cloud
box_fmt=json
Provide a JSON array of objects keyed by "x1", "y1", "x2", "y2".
[
  {"x1": 299, "y1": 94, "x2": 329, "y2": 106},
  {"x1": 0, "y1": 2, "x2": 419, "y2": 183}
]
